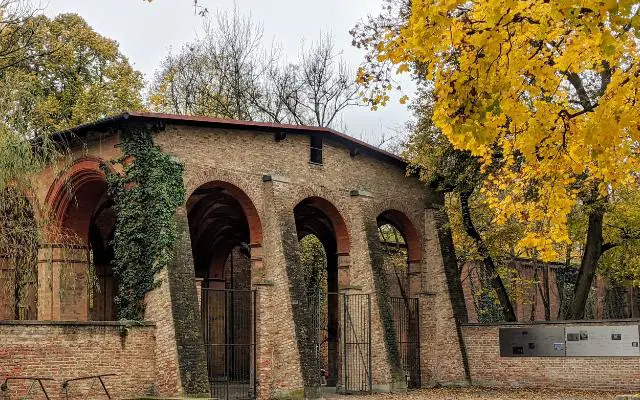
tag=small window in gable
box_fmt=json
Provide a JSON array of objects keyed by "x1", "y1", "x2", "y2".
[{"x1": 310, "y1": 135, "x2": 323, "y2": 165}]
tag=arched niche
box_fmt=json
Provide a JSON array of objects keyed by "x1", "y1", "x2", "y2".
[
  {"x1": 42, "y1": 156, "x2": 118, "y2": 321},
  {"x1": 293, "y1": 196, "x2": 351, "y2": 387},
  {"x1": 377, "y1": 209, "x2": 422, "y2": 297}
]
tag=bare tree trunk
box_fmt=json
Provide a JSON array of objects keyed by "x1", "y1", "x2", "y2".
[
  {"x1": 459, "y1": 190, "x2": 517, "y2": 322},
  {"x1": 565, "y1": 210, "x2": 604, "y2": 320},
  {"x1": 530, "y1": 267, "x2": 538, "y2": 322},
  {"x1": 542, "y1": 265, "x2": 551, "y2": 320}
]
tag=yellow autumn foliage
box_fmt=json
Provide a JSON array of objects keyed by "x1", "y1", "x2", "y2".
[{"x1": 356, "y1": 1, "x2": 640, "y2": 261}]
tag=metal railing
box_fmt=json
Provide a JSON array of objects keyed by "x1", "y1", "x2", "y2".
[
  {"x1": 201, "y1": 287, "x2": 256, "y2": 400},
  {"x1": 390, "y1": 297, "x2": 421, "y2": 388}
]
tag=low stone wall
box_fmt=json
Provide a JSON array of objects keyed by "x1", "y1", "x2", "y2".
[
  {"x1": 0, "y1": 321, "x2": 157, "y2": 399},
  {"x1": 461, "y1": 320, "x2": 640, "y2": 391}
]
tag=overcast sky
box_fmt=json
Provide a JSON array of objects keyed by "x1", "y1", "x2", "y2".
[{"x1": 43, "y1": 0, "x2": 414, "y2": 146}]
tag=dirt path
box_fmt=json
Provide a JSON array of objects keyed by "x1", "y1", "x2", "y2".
[{"x1": 343, "y1": 388, "x2": 630, "y2": 400}]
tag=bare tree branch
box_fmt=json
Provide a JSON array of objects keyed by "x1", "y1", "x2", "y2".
[{"x1": 149, "y1": 12, "x2": 362, "y2": 129}]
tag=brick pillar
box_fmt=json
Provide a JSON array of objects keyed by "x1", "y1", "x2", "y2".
[
  {"x1": 37, "y1": 244, "x2": 89, "y2": 321},
  {"x1": 420, "y1": 191, "x2": 469, "y2": 386},
  {"x1": 256, "y1": 175, "x2": 311, "y2": 399},
  {"x1": 348, "y1": 191, "x2": 404, "y2": 392},
  {"x1": 144, "y1": 207, "x2": 210, "y2": 397},
  {"x1": 408, "y1": 260, "x2": 422, "y2": 298}
]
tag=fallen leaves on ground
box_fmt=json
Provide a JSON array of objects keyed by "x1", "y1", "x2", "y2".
[{"x1": 346, "y1": 387, "x2": 630, "y2": 400}]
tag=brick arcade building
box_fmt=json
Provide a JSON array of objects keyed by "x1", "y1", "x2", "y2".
[{"x1": 0, "y1": 112, "x2": 470, "y2": 399}]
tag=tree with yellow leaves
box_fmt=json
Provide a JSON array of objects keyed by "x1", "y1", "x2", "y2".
[{"x1": 353, "y1": 0, "x2": 640, "y2": 319}]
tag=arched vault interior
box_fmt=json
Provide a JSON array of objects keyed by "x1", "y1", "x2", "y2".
[{"x1": 187, "y1": 184, "x2": 252, "y2": 283}]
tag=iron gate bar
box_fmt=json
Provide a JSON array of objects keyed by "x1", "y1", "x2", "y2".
[
  {"x1": 390, "y1": 297, "x2": 421, "y2": 388},
  {"x1": 342, "y1": 293, "x2": 372, "y2": 394},
  {"x1": 201, "y1": 287, "x2": 256, "y2": 400},
  {"x1": 309, "y1": 291, "x2": 341, "y2": 387}
]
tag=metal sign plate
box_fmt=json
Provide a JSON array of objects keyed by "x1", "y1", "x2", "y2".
[
  {"x1": 499, "y1": 327, "x2": 566, "y2": 357},
  {"x1": 565, "y1": 325, "x2": 640, "y2": 357}
]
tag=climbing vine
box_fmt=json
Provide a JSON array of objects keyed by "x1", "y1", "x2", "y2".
[{"x1": 104, "y1": 124, "x2": 184, "y2": 321}]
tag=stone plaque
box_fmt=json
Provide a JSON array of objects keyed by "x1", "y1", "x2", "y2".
[
  {"x1": 565, "y1": 325, "x2": 640, "y2": 357},
  {"x1": 499, "y1": 327, "x2": 566, "y2": 357}
]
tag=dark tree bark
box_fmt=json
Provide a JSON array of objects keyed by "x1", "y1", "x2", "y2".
[
  {"x1": 459, "y1": 190, "x2": 517, "y2": 322},
  {"x1": 540, "y1": 265, "x2": 551, "y2": 321},
  {"x1": 565, "y1": 209, "x2": 604, "y2": 320}
]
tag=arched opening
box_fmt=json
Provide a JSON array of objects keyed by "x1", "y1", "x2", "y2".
[
  {"x1": 294, "y1": 196, "x2": 350, "y2": 387},
  {"x1": 376, "y1": 210, "x2": 421, "y2": 388},
  {"x1": 44, "y1": 157, "x2": 118, "y2": 321},
  {"x1": 0, "y1": 189, "x2": 38, "y2": 320},
  {"x1": 376, "y1": 210, "x2": 421, "y2": 298},
  {"x1": 186, "y1": 181, "x2": 262, "y2": 286},
  {"x1": 186, "y1": 181, "x2": 262, "y2": 398}
]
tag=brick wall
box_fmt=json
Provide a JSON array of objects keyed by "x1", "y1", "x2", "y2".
[
  {"x1": 151, "y1": 123, "x2": 468, "y2": 394},
  {"x1": 24, "y1": 120, "x2": 469, "y2": 397},
  {"x1": 461, "y1": 321, "x2": 640, "y2": 391},
  {"x1": 0, "y1": 321, "x2": 156, "y2": 399}
]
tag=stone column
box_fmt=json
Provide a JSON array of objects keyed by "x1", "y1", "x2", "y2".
[
  {"x1": 144, "y1": 207, "x2": 210, "y2": 397},
  {"x1": 37, "y1": 244, "x2": 89, "y2": 321},
  {"x1": 419, "y1": 191, "x2": 469, "y2": 386},
  {"x1": 348, "y1": 190, "x2": 404, "y2": 392},
  {"x1": 256, "y1": 175, "x2": 313, "y2": 399}
]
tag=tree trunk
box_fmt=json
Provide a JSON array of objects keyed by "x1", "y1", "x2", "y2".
[
  {"x1": 565, "y1": 210, "x2": 604, "y2": 320},
  {"x1": 542, "y1": 265, "x2": 551, "y2": 321},
  {"x1": 459, "y1": 190, "x2": 517, "y2": 322}
]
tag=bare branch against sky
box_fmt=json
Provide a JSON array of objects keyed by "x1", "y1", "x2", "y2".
[{"x1": 42, "y1": 0, "x2": 414, "y2": 145}]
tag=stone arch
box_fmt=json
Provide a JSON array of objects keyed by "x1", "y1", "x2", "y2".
[
  {"x1": 293, "y1": 196, "x2": 351, "y2": 387},
  {"x1": 294, "y1": 196, "x2": 350, "y2": 256},
  {"x1": 187, "y1": 180, "x2": 263, "y2": 386},
  {"x1": 186, "y1": 180, "x2": 264, "y2": 284},
  {"x1": 45, "y1": 156, "x2": 115, "y2": 242},
  {"x1": 377, "y1": 209, "x2": 421, "y2": 263},
  {"x1": 42, "y1": 156, "x2": 118, "y2": 321}
]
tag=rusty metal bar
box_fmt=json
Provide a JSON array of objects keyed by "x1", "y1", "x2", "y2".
[
  {"x1": 1, "y1": 377, "x2": 54, "y2": 400},
  {"x1": 62, "y1": 374, "x2": 116, "y2": 399}
]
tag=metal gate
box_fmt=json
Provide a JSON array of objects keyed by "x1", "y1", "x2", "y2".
[
  {"x1": 201, "y1": 287, "x2": 256, "y2": 400},
  {"x1": 342, "y1": 293, "x2": 372, "y2": 393},
  {"x1": 390, "y1": 297, "x2": 421, "y2": 388},
  {"x1": 309, "y1": 292, "x2": 340, "y2": 387}
]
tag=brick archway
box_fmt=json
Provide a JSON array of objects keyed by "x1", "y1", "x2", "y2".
[
  {"x1": 377, "y1": 209, "x2": 421, "y2": 263},
  {"x1": 294, "y1": 196, "x2": 350, "y2": 256},
  {"x1": 45, "y1": 156, "x2": 114, "y2": 243},
  {"x1": 186, "y1": 180, "x2": 263, "y2": 282},
  {"x1": 42, "y1": 156, "x2": 118, "y2": 321},
  {"x1": 293, "y1": 196, "x2": 351, "y2": 388}
]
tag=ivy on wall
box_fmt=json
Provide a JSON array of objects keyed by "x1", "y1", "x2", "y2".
[{"x1": 103, "y1": 124, "x2": 184, "y2": 320}]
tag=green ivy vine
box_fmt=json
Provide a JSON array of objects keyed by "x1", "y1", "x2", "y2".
[{"x1": 103, "y1": 124, "x2": 185, "y2": 320}]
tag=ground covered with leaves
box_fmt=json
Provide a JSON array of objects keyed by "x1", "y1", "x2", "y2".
[{"x1": 345, "y1": 388, "x2": 631, "y2": 400}]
